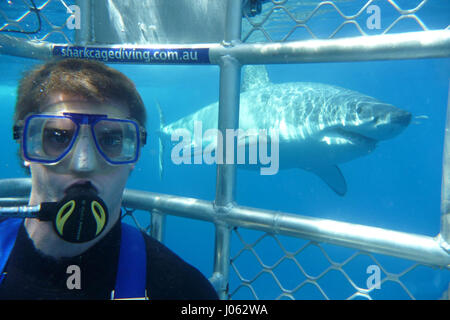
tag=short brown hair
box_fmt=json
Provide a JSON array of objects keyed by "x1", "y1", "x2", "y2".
[{"x1": 14, "y1": 58, "x2": 146, "y2": 127}]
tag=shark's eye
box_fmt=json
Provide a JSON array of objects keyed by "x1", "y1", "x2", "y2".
[{"x1": 356, "y1": 106, "x2": 362, "y2": 115}]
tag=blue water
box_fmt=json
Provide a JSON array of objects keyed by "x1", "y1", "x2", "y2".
[{"x1": 0, "y1": 0, "x2": 449, "y2": 300}]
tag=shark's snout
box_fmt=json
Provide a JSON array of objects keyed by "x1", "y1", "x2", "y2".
[
  {"x1": 390, "y1": 109, "x2": 412, "y2": 127},
  {"x1": 370, "y1": 105, "x2": 412, "y2": 141},
  {"x1": 349, "y1": 102, "x2": 411, "y2": 141}
]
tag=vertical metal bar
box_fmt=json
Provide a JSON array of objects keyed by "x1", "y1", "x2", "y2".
[
  {"x1": 74, "y1": 0, "x2": 91, "y2": 45},
  {"x1": 215, "y1": 56, "x2": 242, "y2": 207},
  {"x1": 151, "y1": 209, "x2": 166, "y2": 243},
  {"x1": 212, "y1": 0, "x2": 243, "y2": 300},
  {"x1": 440, "y1": 81, "x2": 450, "y2": 250},
  {"x1": 210, "y1": 223, "x2": 232, "y2": 299},
  {"x1": 223, "y1": 0, "x2": 244, "y2": 44},
  {"x1": 215, "y1": 0, "x2": 243, "y2": 207}
]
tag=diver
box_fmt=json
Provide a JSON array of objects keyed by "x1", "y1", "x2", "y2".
[{"x1": 0, "y1": 58, "x2": 218, "y2": 300}]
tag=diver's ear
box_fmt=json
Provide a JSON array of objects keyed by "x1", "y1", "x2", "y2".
[{"x1": 24, "y1": 160, "x2": 31, "y2": 167}]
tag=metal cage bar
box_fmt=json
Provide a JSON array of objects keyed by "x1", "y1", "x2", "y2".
[
  {"x1": 212, "y1": 0, "x2": 243, "y2": 300},
  {"x1": 441, "y1": 81, "x2": 450, "y2": 249},
  {"x1": 74, "y1": 0, "x2": 91, "y2": 45},
  {"x1": 0, "y1": 178, "x2": 448, "y2": 269},
  {"x1": 150, "y1": 209, "x2": 165, "y2": 243},
  {"x1": 1, "y1": 30, "x2": 449, "y2": 63}
]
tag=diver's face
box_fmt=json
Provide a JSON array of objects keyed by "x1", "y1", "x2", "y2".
[{"x1": 26, "y1": 93, "x2": 135, "y2": 228}]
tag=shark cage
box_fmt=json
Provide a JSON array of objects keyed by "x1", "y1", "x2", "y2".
[{"x1": 0, "y1": 0, "x2": 449, "y2": 300}]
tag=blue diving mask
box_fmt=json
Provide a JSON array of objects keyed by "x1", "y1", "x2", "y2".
[{"x1": 14, "y1": 112, "x2": 147, "y2": 165}]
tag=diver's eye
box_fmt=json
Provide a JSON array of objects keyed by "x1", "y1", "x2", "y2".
[
  {"x1": 43, "y1": 128, "x2": 75, "y2": 157},
  {"x1": 98, "y1": 132, "x2": 123, "y2": 148},
  {"x1": 96, "y1": 131, "x2": 123, "y2": 158},
  {"x1": 44, "y1": 128, "x2": 73, "y2": 146}
]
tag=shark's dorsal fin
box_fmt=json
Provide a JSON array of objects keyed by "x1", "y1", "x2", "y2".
[{"x1": 241, "y1": 65, "x2": 271, "y2": 92}]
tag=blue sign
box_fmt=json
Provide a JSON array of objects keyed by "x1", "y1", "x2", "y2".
[{"x1": 52, "y1": 45, "x2": 210, "y2": 64}]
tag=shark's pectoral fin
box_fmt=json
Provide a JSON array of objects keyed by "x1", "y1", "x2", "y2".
[{"x1": 307, "y1": 165, "x2": 347, "y2": 196}]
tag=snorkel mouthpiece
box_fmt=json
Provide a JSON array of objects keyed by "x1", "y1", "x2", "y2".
[
  {"x1": 52, "y1": 182, "x2": 108, "y2": 243},
  {"x1": 0, "y1": 182, "x2": 108, "y2": 243}
]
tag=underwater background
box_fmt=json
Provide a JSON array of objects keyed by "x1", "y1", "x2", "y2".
[{"x1": 0, "y1": 0, "x2": 449, "y2": 299}]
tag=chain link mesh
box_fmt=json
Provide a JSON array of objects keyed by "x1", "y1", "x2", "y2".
[
  {"x1": 0, "y1": 0, "x2": 75, "y2": 44},
  {"x1": 1, "y1": 0, "x2": 448, "y2": 45},
  {"x1": 242, "y1": 0, "x2": 449, "y2": 42},
  {"x1": 121, "y1": 208, "x2": 449, "y2": 300},
  {"x1": 121, "y1": 207, "x2": 152, "y2": 236},
  {"x1": 229, "y1": 227, "x2": 449, "y2": 300}
]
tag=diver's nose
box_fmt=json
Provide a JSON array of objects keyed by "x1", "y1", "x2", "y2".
[{"x1": 68, "y1": 126, "x2": 100, "y2": 172}]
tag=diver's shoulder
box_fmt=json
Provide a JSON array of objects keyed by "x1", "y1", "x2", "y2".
[
  {"x1": 140, "y1": 232, "x2": 219, "y2": 300},
  {"x1": 140, "y1": 231, "x2": 194, "y2": 271}
]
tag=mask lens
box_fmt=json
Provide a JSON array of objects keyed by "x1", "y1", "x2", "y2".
[
  {"x1": 93, "y1": 119, "x2": 139, "y2": 163},
  {"x1": 43, "y1": 119, "x2": 76, "y2": 157},
  {"x1": 24, "y1": 116, "x2": 77, "y2": 162}
]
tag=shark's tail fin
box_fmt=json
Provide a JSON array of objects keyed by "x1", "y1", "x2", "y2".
[{"x1": 156, "y1": 100, "x2": 165, "y2": 180}]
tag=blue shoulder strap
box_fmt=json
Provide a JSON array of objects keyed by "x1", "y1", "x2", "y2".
[
  {"x1": 113, "y1": 222, "x2": 147, "y2": 299},
  {"x1": 0, "y1": 219, "x2": 22, "y2": 285}
]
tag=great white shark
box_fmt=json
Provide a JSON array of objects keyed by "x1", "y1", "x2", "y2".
[{"x1": 160, "y1": 66, "x2": 411, "y2": 196}]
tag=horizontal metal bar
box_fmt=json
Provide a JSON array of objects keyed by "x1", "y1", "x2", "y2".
[
  {"x1": 0, "y1": 197, "x2": 29, "y2": 206},
  {"x1": 0, "y1": 178, "x2": 32, "y2": 197},
  {"x1": 1, "y1": 30, "x2": 449, "y2": 64},
  {"x1": 209, "y1": 30, "x2": 450, "y2": 64},
  {"x1": 0, "y1": 178, "x2": 448, "y2": 267},
  {"x1": 122, "y1": 188, "x2": 449, "y2": 268},
  {"x1": 0, "y1": 34, "x2": 53, "y2": 60},
  {"x1": 228, "y1": 206, "x2": 450, "y2": 268}
]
